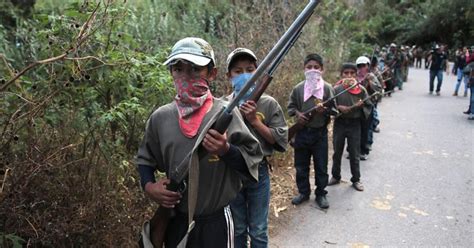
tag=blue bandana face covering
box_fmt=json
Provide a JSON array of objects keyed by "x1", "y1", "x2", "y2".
[{"x1": 231, "y1": 73, "x2": 255, "y2": 105}]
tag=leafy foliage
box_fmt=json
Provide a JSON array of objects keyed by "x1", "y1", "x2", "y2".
[{"x1": 1, "y1": 0, "x2": 470, "y2": 246}]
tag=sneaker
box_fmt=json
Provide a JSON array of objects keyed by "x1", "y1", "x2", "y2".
[
  {"x1": 360, "y1": 154, "x2": 368, "y2": 161},
  {"x1": 429, "y1": 91, "x2": 433, "y2": 95},
  {"x1": 291, "y1": 194, "x2": 309, "y2": 205},
  {"x1": 468, "y1": 116, "x2": 474, "y2": 120},
  {"x1": 436, "y1": 91, "x2": 440, "y2": 96},
  {"x1": 463, "y1": 110, "x2": 471, "y2": 115},
  {"x1": 328, "y1": 177, "x2": 341, "y2": 186},
  {"x1": 315, "y1": 195, "x2": 329, "y2": 209},
  {"x1": 453, "y1": 92, "x2": 458, "y2": 96},
  {"x1": 373, "y1": 127, "x2": 380, "y2": 133},
  {"x1": 352, "y1": 182, "x2": 364, "y2": 191}
]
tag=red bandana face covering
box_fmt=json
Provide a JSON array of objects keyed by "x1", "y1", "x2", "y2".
[
  {"x1": 336, "y1": 78, "x2": 362, "y2": 95},
  {"x1": 174, "y1": 76, "x2": 213, "y2": 138}
]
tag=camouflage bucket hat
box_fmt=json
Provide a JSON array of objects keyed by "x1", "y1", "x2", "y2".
[{"x1": 163, "y1": 37, "x2": 216, "y2": 67}]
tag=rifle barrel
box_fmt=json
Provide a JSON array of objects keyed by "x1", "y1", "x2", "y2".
[{"x1": 226, "y1": 0, "x2": 320, "y2": 113}]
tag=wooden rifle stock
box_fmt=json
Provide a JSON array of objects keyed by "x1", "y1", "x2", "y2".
[{"x1": 148, "y1": 180, "x2": 180, "y2": 248}]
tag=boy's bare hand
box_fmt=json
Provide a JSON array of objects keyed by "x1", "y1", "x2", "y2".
[
  {"x1": 203, "y1": 129, "x2": 230, "y2": 156},
  {"x1": 144, "y1": 179, "x2": 182, "y2": 208}
]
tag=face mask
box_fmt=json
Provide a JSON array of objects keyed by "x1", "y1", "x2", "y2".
[
  {"x1": 174, "y1": 76, "x2": 210, "y2": 117},
  {"x1": 303, "y1": 69, "x2": 324, "y2": 102},
  {"x1": 304, "y1": 69, "x2": 322, "y2": 83},
  {"x1": 231, "y1": 73, "x2": 255, "y2": 105}
]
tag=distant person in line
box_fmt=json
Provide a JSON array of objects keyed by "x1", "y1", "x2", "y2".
[
  {"x1": 464, "y1": 46, "x2": 474, "y2": 120},
  {"x1": 428, "y1": 44, "x2": 449, "y2": 96},
  {"x1": 414, "y1": 46, "x2": 423, "y2": 68},
  {"x1": 453, "y1": 47, "x2": 468, "y2": 97}
]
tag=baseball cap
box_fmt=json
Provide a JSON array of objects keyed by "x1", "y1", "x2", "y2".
[
  {"x1": 226, "y1": 48, "x2": 258, "y2": 72},
  {"x1": 356, "y1": 56, "x2": 371, "y2": 65},
  {"x1": 163, "y1": 37, "x2": 216, "y2": 67}
]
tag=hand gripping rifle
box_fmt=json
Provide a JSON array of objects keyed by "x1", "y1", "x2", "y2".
[
  {"x1": 287, "y1": 81, "x2": 361, "y2": 141},
  {"x1": 146, "y1": 1, "x2": 321, "y2": 247}
]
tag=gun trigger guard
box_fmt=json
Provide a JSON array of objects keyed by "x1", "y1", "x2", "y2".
[{"x1": 178, "y1": 181, "x2": 187, "y2": 194}]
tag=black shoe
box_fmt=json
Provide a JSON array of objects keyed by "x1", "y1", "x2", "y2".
[
  {"x1": 373, "y1": 127, "x2": 380, "y2": 133},
  {"x1": 328, "y1": 177, "x2": 341, "y2": 186},
  {"x1": 315, "y1": 195, "x2": 329, "y2": 209},
  {"x1": 352, "y1": 182, "x2": 364, "y2": 191},
  {"x1": 291, "y1": 194, "x2": 309, "y2": 205},
  {"x1": 360, "y1": 154, "x2": 368, "y2": 161},
  {"x1": 463, "y1": 110, "x2": 470, "y2": 115}
]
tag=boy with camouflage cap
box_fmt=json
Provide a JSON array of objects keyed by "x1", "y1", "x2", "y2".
[{"x1": 136, "y1": 37, "x2": 263, "y2": 247}]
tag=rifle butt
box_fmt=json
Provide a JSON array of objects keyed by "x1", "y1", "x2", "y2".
[
  {"x1": 149, "y1": 206, "x2": 175, "y2": 248},
  {"x1": 287, "y1": 123, "x2": 302, "y2": 142}
]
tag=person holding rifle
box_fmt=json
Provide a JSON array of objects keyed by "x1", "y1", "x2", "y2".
[
  {"x1": 384, "y1": 43, "x2": 399, "y2": 95},
  {"x1": 287, "y1": 54, "x2": 336, "y2": 208},
  {"x1": 356, "y1": 56, "x2": 382, "y2": 160},
  {"x1": 225, "y1": 48, "x2": 288, "y2": 248},
  {"x1": 328, "y1": 63, "x2": 372, "y2": 192},
  {"x1": 135, "y1": 37, "x2": 263, "y2": 248}
]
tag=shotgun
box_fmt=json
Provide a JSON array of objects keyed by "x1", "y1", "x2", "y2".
[
  {"x1": 335, "y1": 92, "x2": 380, "y2": 118},
  {"x1": 287, "y1": 76, "x2": 367, "y2": 141},
  {"x1": 144, "y1": 1, "x2": 321, "y2": 247}
]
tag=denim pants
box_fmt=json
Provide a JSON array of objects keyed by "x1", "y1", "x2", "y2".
[
  {"x1": 332, "y1": 119, "x2": 361, "y2": 183},
  {"x1": 394, "y1": 67, "x2": 403, "y2": 89},
  {"x1": 230, "y1": 162, "x2": 270, "y2": 248},
  {"x1": 455, "y1": 68, "x2": 468, "y2": 94},
  {"x1": 470, "y1": 80, "x2": 474, "y2": 115},
  {"x1": 360, "y1": 108, "x2": 373, "y2": 155},
  {"x1": 367, "y1": 106, "x2": 379, "y2": 147},
  {"x1": 293, "y1": 126, "x2": 329, "y2": 196},
  {"x1": 429, "y1": 69, "x2": 443, "y2": 92}
]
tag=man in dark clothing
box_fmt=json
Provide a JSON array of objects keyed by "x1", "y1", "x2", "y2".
[
  {"x1": 328, "y1": 63, "x2": 372, "y2": 192},
  {"x1": 288, "y1": 54, "x2": 336, "y2": 208},
  {"x1": 415, "y1": 46, "x2": 423, "y2": 68},
  {"x1": 429, "y1": 44, "x2": 449, "y2": 95}
]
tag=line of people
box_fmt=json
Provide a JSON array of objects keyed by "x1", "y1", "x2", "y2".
[
  {"x1": 135, "y1": 37, "x2": 404, "y2": 248},
  {"x1": 288, "y1": 53, "x2": 386, "y2": 209}
]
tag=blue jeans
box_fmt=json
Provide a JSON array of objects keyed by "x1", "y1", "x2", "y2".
[
  {"x1": 230, "y1": 163, "x2": 270, "y2": 248},
  {"x1": 293, "y1": 126, "x2": 329, "y2": 196},
  {"x1": 394, "y1": 67, "x2": 403, "y2": 89},
  {"x1": 470, "y1": 80, "x2": 474, "y2": 115},
  {"x1": 455, "y1": 68, "x2": 468, "y2": 94},
  {"x1": 429, "y1": 70, "x2": 443, "y2": 92},
  {"x1": 367, "y1": 107, "x2": 379, "y2": 146}
]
